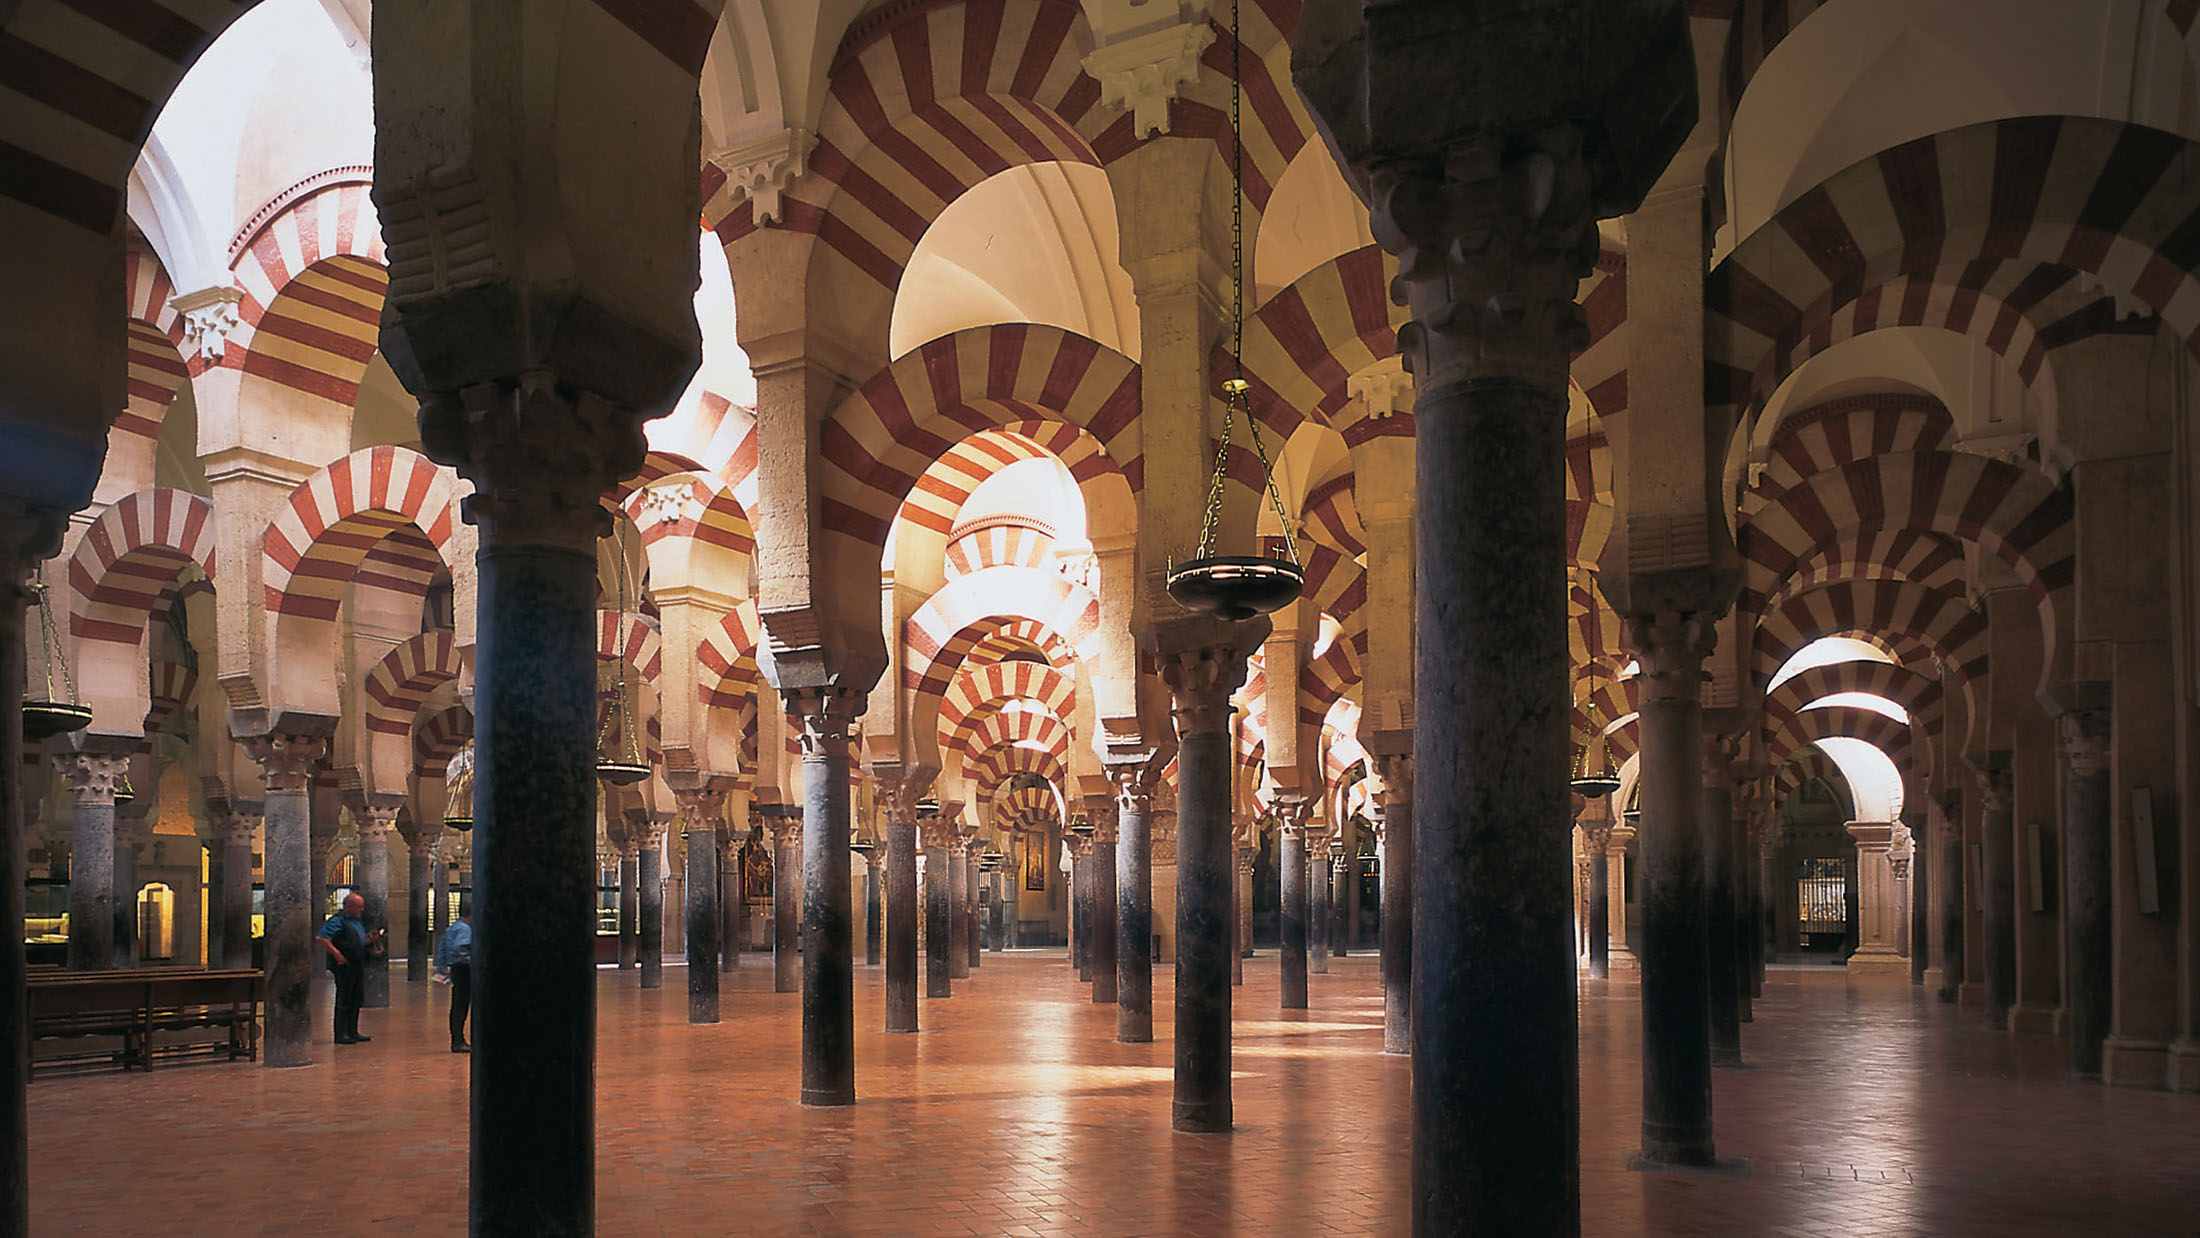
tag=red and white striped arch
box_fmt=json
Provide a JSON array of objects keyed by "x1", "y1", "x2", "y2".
[
  {"x1": 1753, "y1": 578, "x2": 1988, "y2": 696},
  {"x1": 1299, "y1": 635, "x2": 1361, "y2": 731},
  {"x1": 121, "y1": 239, "x2": 189, "y2": 451},
  {"x1": 1565, "y1": 429, "x2": 1615, "y2": 568},
  {"x1": 226, "y1": 176, "x2": 389, "y2": 407},
  {"x1": 698, "y1": 600, "x2": 764, "y2": 709},
  {"x1": 1765, "y1": 659, "x2": 1945, "y2": 745},
  {"x1": 960, "y1": 705, "x2": 1072, "y2": 764},
  {"x1": 945, "y1": 517, "x2": 1058, "y2": 579},
  {"x1": 1571, "y1": 249, "x2": 1630, "y2": 422},
  {"x1": 598, "y1": 611, "x2": 664, "y2": 683},
  {"x1": 413, "y1": 705, "x2": 473, "y2": 778},
  {"x1": 1227, "y1": 245, "x2": 1403, "y2": 448},
  {"x1": 825, "y1": 326, "x2": 1140, "y2": 560},
  {"x1": 1775, "y1": 748, "x2": 1852, "y2": 804},
  {"x1": 262, "y1": 446, "x2": 460, "y2": 620},
  {"x1": 904, "y1": 423, "x2": 1122, "y2": 541},
  {"x1": 992, "y1": 783, "x2": 1062, "y2": 832},
  {"x1": 1298, "y1": 544, "x2": 1367, "y2": 639},
  {"x1": 903, "y1": 566, "x2": 1099, "y2": 699},
  {"x1": 968, "y1": 621, "x2": 1073, "y2": 669},
  {"x1": 1767, "y1": 704, "x2": 1914, "y2": 776},
  {"x1": 362, "y1": 631, "x2": 462, "y2": 736},
  {"x1": 144, "y1": 656, "x2": 197, "y2": 738},
  {"x1": 1299, "y1": 472, "x2": 1364, "y2": 559},
  {"x1": 1762, "y1": 528, "x2": 1969, "y2": 615},
  {"x1": 67, "y1": 487, "x2": 216, "y2": 652},
  {"x1": 938, "y1": 659, "x2": 1078, "y2": 753},
  {"x1": 1743, "y1": 395, "x2": 1956, "y2": 521},
  {"x1": 1708, "y1": 118, "x2": 2200, "y2": 429},
  {"x1": 969, "y1": 742, "x2": 1066, "y2": 803}
]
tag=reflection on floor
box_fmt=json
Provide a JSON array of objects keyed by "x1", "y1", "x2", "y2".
[{"x1": 26, "y1": 951, "x2": 2200, "y2": 1235}]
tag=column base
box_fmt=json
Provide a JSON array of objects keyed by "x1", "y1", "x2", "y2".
[
  {"x1": 2102, "y1": 1037, "x2": 2171, "y2": 1089},
  {"x1": 1844, "y1": 949, "x2": 1907, "y2": 977},
  {"x1": 2168, "y1": 1039, "x2": 2200, "y2": 1093},
  {"x1": 1606, "y1": 947, "x2": 1639, "y2": 970},
  {"x1": 1955, "y1": 981, "x2": 1984, "y2": 1008},
  {"x1": 800, "y1": 1087, "x2": 856, "y2": 1107},
  {"x1": 2008, "y1": 1005, "x2": 2064, "y2": 1037},
  {"x1": 1171, "y1": 1102, "x2": 1232, "y2": 1133}
]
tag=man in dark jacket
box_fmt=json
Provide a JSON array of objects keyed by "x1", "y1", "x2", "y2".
[
  {"x1": 436, "y1": 910, "x2": 473, "y2": 1053},
  {"x1": 318, "y1": 893, "x2": 380, "y2": 1044}
]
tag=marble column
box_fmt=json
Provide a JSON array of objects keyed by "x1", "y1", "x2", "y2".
[
  {"x1": 401, "y1": 821, "x2": 441, "y2": 983},
  {"x1": 721, "y1": 830, "x2": 744, "y2": 971},
  {"x1": 883, "y1": 796, "x2": 921, "y2": 1031},
  {"x1": 1627, "y1": 613, "x2": 1721, "y2": 1167},
  {"x1": 2060, "y1": 709, "x2": 2112, "y2": 1074},
  {"x1": 1337, "y1": 834, "x2": 1359, "y2": 956},
  {"x1": 1703, "y1": 736, "x2": 1741, "y2": 1067},
  {"x1": 1938, "y1": 793, "x2": 1967, "y2": 1004},
  {"x1": 1278, "y1": 802, "x2": 1311, "y2": 1011},
  {"x1": 678, "y1": 787, "x2": 721, "y2": 1024},
  {"x1": 638, "y1": 819, "x2": 667, "y2": 990},
  {"x1": 949, "y1": 841, "x2": 973, "y2": 981},
  {"x1": 1089, "y1": 817, "x2": 1118, "y2": 1003},
  {"x1": 787, "y1": 686, "x2": 862, "y2": 1108},
  {"x1": 358, "y1": 800, "x2": 398, "y2": 1008},
  {"x1": 1846, "y1": 822, "x2": 1906, "y2": 975},
  {"x1": 54, "y1": 751, "x2": 127, "y2": 971},
  {"x1": 1973, "y1": 762, "x2": 2016, "y2": 1027},
  {"x1": 219, "y1": 810, "x2": 257, "y2": 971},
  {"x1": 1309, "y1": 830, "x2": 1333, "y2": 976},
  {"x1": 256, "y1": 733, "x2": 327, "y2": 1066},
  {"x1": 926, "y1": 826, "x2": 953, "y2": 998},
  {"x1": 1584, "y1": 823, "x2": 1613, "y2": 980},
  {"x1": 1114, "y1": 766, "x2": 1155, "y2": 1041},
  {"x1": 1905, "y1": 809, "x2": 1930, "y2": 987},
  {"x1": 113, "y1": 813, "x2": 146, "y2": 968},
  {"x1": 1068, "y1": 834, "x2": 1092, "y2": 980},
  {"x1": 1233, "y1": 840, "x2": 1254, "y2": 986},
  {"x1": 965, "y1": 841, "x2": 984, "y2": 969},
  {"x1": 772, "y1": 815, "x2": 800, "y2": 994},
  {"x1": 1158, "y1": 638, "x2": 1258, "y2": 1134},
  {"x1": 616, "y1": 841, "x2": 640, "y2": 970},
  {"x1": 1608, "y1": 822, "x2": 1638, "y2": 970},
  {"x1": 1376, "y1": 755, "x2": 1413, "y2": 1054},
  {"x1": 1734, "y1": 800, "x2": 1756, "y2": 1020},
  {"x1": 864, "y1": 852, "x2": 882, "y2": 965}
]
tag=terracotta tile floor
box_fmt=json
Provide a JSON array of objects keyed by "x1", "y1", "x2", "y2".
[{"x1": 25, "y1": 952, "x2": 2200, "y2": 1235}]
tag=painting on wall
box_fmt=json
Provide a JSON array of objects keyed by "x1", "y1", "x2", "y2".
[
  {"x1": 743, "y1": 842, "x2": 773, "y2": 902},
  {"x1": 1023, "y1": 835, "x2": 1048, "y2": 892}
]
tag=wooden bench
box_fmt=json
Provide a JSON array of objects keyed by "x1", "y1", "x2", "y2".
[{"x1": 26, "y1": 969, "x2": 263, "y2": 1073}]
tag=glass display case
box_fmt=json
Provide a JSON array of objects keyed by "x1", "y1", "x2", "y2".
[{"x1": 23, "y1": 876, "x2": 68, "y2": 965}]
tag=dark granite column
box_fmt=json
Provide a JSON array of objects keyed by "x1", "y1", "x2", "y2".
[
  {"x1": 204, "y1": 837, "x2": 226, "y2": 966},
  {"x1": 864, "y1": 852, "x2": 882, "y2": 965},
  {"x1": 2060, "y1": 709, "x2": 2111, "y2": 1074},
  {"x1": 787, "y1": 686, "x2": 862, "y2": 1107},
  {"x1": 948, "y1": 842, "x2": 972, "y2": 981},
  {"x1": 1278, "y1": 801, "x2": 1310, "y2": 1010},
  {"x1": 113, "y1": 814, "x2": 145, "y2": 968},
  {"x1": 1938, "y1": 792, "x2": 1966, "y2": 1004},
  {"x1": 1, "y1": 561, "x2": 37, "y2": 1236},
  {"x1": 402, "y1": 822, "x2": 440, "y2": 983},
  {"x1": 1090, "y1": 823, "x2": 1118, "y2": 1003},
  {"x1": 255, "y1": 732, "x2": 327, "y2": 1066},
  {"x1": 1310, "y1": 830, "x2": 1332, "y2": 976},
  {"x1": 1626, "y1": 615, "x2": 1720, "y2": 1164},
  {"x1": 1703, "y1": 736, "x2": 1740, "y2": 1067},
  {"x1": 1734, "y1": 802, "x2": 1755, "y2": 1019},
  {"x1": 220, "y1": 811, "x2": 257, "y2": 970},
  {"x1": 1069, "y1": 836, "x2": 1092, "y2": 980},
  {"x1": 773, "y1": 817, "x2": 800, "y2": 994},
  {"x1": 1973, "y1": 761, "x2": 2015, "y2": 1029},
  {"x1": 926, "y1": 830, "x2": 953, "y2": 998},
  {"x1": 1158, "y1": 639, "x2": 1258, "y2": 1133},
  {"x1": 678, "y1": 786, "x2": 721, "y2": 1024},
  {"x1": 359, "y1": 802, "x2": 397, "y2": 1008},
  {"x1": 1585, "y1": 823, "x2": 1612, "y2": 980},
  {"x1": 1233, "y1": 841, "x2": 1252, "y2": 986},
  {"x1": 722, "y1": 831, "x2": 744, "y2": 972},
  {"x1": 1375, "y1": 756, "x2": 1413, "y2": 1055},
  {"x1": 1906, "y1": 809, "x2": 1930, "y2": 987},
  {"x1": 1114, "y1": 767, "x2": 1155, "y2": 1042},
  {"x1": 884, "y1": 804, "x2": 919, "y2": 1031},
  {"x1": 617, "y1": 843, "x2": 640, "y2": 970},
  {"x1": 54, "y1": 751, "x2": 126, "y2": 971},
  {"x1": 966, "y1": 842, "x2": 984, "y2": 968},
  {"x1": 1337, "y1": 833, "x2": 1359, "y2": 956},
  {"x1": 638, "y1": 822, "x2": 666, "y2": 990}
]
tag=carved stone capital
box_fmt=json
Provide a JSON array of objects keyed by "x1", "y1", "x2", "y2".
[
  {"x1": 1083, "y1": 21, "x2": 1216, "y2": 139},
  {"x1": 221, "y1": 811, "x2": 260, "y2": 849},
  {"x1": 1621, "y1": 611, "x2": 1716, "y2": 704},
  {"x1": 707, "y1": 128, "x2": 816, "y2": 227},
  {"x1": 1107, "y1": 759, "x2": 1158, "y2": 816},
  {"x1": 672, "y1": 785, "x2": 730, "y2": 831},
  {"x1": 1580, "y1": 824, "x2": 1613, "y2": 853},
  {"x1": 1272, "y1": 793, "x2": 1314, "y2": 838},
  {"x1": 170, "y1": 286, "x2": 243, "y2": 364},
  {"x1": 1159, "y1": 644, "x2": 1253, "y2": 737},
  {"x1": 1972, "y1": 765, "x2": 2014, "y2": 816},
  {"x1": 2058, "y1": 710, "x2": 2110, "y2": 778},
  {"x1": 1701, "y1": 731, "x2": 1740, "y2": 788},
  {"x1": 420, "y1": 371, "x2": 650, "y2": 553},
  {"x1": 1062, "y1": 833, "x2": 1090, "y2": 860},
  {"x1": 248, "y1": 732, "x2": 328, "y2": 794},
  {"x1": 1365, "y1": 129, "x2": 1599, "y2": 390},
  {"x1": 357, "y1": 798, "x2": 401, "y2": 845},
  {"x1": 1888, "y1": 856, "x2": 1911, "y2": 881},
  {"x1": 784, "y1": 685, "x2": 865, "y2": 757},
  {"x1": 1374, "y1": 752, "x2": 1414, "y2": 806},
  {"x1": 53, "y1": 752, "x2": 131, "y2": 806}
]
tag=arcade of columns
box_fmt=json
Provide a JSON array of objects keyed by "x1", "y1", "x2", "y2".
[{"x1": 7, "y1": 1, "x2": 2200, "y2": 1235}]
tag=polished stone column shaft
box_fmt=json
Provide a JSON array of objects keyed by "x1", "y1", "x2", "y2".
[
  {"x1": 1908, "y1": 813, "x2": 1930, "y2": 987},
  {"x1": 773, "y1": 822, "x2": 800, "y2": 994},
  {"x1": 1975, "y1": 764, "x2": 2015, "y2": 1028},
  {"x1": 360, "y1": 806, "x2": 396, "y2": 1008},
  {"x1": 1585, "y1": 826, "x2": 1612, "y2": 980},
  {"x1": 1310, "y1": 837, "x2": 1332, "y2": 976},
  {"x1": 949, "y1": 845, "x2": 972, "y2": 981},
  {"x1": 789, "y1": 687, "x2": 859, "y2": 1107},
  {"x1": 112, "y1": 816, "x2": 142, "y2": 968},
  {"x1": 1232, "y1": 843, "x2": 1253, "y2": 987},
  {"x1": 1279, "y1": 812, "x2": 1310, "y2": 1010},
  {"x1": 864, "y1": 855, "x2": 882, "y2": 966},
  {"x1": 220, "y1": 814, "x2": 256, "y2": 970},
  {"x1": 1071, "y1": 842, "x2": 1092, "y2": 980},
  {"x1": 721, "y1": 837, "x2": 743, "y2": 971},
  {"x1": 404, "y1": 829, "x2": 437, "y2": 983},
  {"x1": 1703, "y1": 744, "x2": 1740, "y2": 1067},
  {"x1": 885, "y1": 813, "x2": 919, "y2": 1030},
  {"x1": 2061, "y1": 710, "x2": 2112, "y2": 1074},
  {"x1": 638, "y1": 829, "x2": 665, "y2": 990},
  {"x1": 1939, "y1": 799, "x2": 1966, "y2": 1005},
  {"x1": 1735, "y1": 808, "x2": 1756, "y2": 1018},
  {"x1": 925, "y1": 839, "x2": 953, "y2": 997},
  {"x1": 965, "y1": 846, "x2": 983, "y2": 969},
  {"x1": 617, "y1": 848, "x2": 640, "y2": 970},
  {"x1": 1116, "y1": 773, "x2": 1155, "y2": 1042},
  {"x1": 1090, "y1": 833, "x2": 1118, "y2": 1003},
  {"x1": 685, "y1": 812, "x2": 720, "y2": 1024},
  {"x1": 1, "y1": 573, "x2": 33, "y2": 1234},
  {"x1": 1377, "y1": 758, "x2": 1413, "y2": 1056},
  {"x1": 56, "y1": 752, "x2": 125, "y2": 972},
  {"x1": 260, "y1": 736, "x2": 326, "y2": 1066}
]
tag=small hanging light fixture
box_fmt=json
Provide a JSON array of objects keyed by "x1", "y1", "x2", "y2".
[
  {"x1": 1570, "y1": 572, "x2": 1623, "y2": 799},
  {"x1": 443, "y1": 740, "x2": 475, "y2": 832},
  {"x1": 114, "y1": 772, "x2": 136, "y2": 808},
  {"x1": 596, "y1": 523, "x2": 651, "y2": 787},
  {"x1": 22, "y1": 579, "x2": 92, "y2": 741},
  {"x1": 1164, "y1": 0, "x2": 1305, "y2": 623}
]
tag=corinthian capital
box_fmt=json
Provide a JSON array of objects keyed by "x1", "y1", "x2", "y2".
[
  {"x1": 1622, "y1": 612, "x2": 1716, "y2": 704},
  {"x1": 1972, "y1": 765, "x2": 2013, "y2": 816},
  {"x1": 248, "y1": 732, "x2": 328, "y2": 794},
  {"x1": 1159, "y1": 644, "x2": 1252, "y2": 737},
  {"x1": 784, "y1": 685, "x2": 865, "y2": 756},
  {"x1": 2058, "y1": 710, "x2": 2109, "y2": 778},
  {"x1": 420, "y1": 371, "x2": 651, "y2": 553},
  {"x1": 53, "y1": 752, "x2": 131, "y2": 806}
]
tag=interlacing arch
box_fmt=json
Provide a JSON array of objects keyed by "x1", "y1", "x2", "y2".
[
  {"x1": 1708, "y1": 117, "x2": 2200, "y2": 430},
  {"x1": 362, "y1": 631, "x2": 462, "y2": 736},
  {"x1": 66, "y1": 488, "x2": 217, "y2": 652},
  {"x1": 1752, "y1": 579, "x2": 1988, "y2": 695},
  {"x1": 262, "y1": 446, "x2": 460, "y2": 620}
]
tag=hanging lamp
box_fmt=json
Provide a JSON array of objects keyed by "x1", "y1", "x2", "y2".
[
  {"x1": 596, "y1": 524, "x2": 652, "y2": 786},
  {"x1": 1164, "y1": 0, "x2": 1305, "y2": 622},
  {"x1": 114, "y1": 773, "x2": 135, "y2": 807},
  {"x1": 22, "y1": 579, "x2": 92, "y2": 741},
  {"x1": 442, "y1": 740, "x2": 475, "y2": 832},
  {"x1": 1569, "y1": 573, "x2": 1623, "y2": 799}
]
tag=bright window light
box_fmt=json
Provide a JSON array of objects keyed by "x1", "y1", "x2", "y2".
[
  {"x1": 1768, "y1": 636, "x2": 1893, "y2": 693},
  {"x1": 1802, "y1": 691, "x2": 1909, "y2": 724}
]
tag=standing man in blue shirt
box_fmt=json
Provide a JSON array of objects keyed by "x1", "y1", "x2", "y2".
[
  {"x1": 317, "y1": 892, "x2": 381, "y2": 1044},
  {"x1": 436, "y1": 909, "x2": 473, "y2": 1054}
]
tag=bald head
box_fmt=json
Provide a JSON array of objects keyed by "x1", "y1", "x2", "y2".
[{"x1": 343, "y1": 893, "x2": 365, "y2": 916}]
